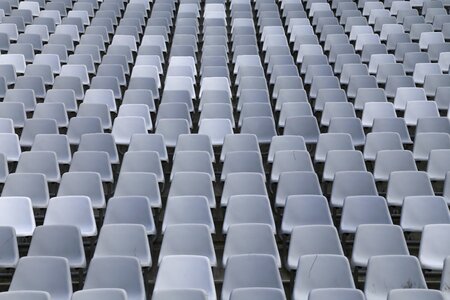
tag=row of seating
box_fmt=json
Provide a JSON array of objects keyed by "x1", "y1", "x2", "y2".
[{"x1": 0, "y1": 0, "x2": 449, "y2": 296}]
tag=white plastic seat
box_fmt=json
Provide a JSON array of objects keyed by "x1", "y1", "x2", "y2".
[
  {"x1": 2, "y1": 173, "x2": 49, "y2": 208},
  {"x1": 57, "y1": 172, "x2": 105, "y2": 209},
  {"x1": 69, "y1": 151, "x2": 113, "y2": 183},
  {"x1": 223, "y1": 223, "x2": 280, "y2": 267},
  {"x1": 114, "y1": 172, "x2": 161, "y2": 208},
  {"x1": 401, "y1": 196, "x2": 449, "y2": 232},
  {"x1": 223, "y1": 195, "x2": 275, "y2": 234},
  {"x1": 155, "y1": 254, "x2": 216, "y2": 299},
  {"x1": 364, "y1": 256, "x2": 427, "y2": 300},
  {"x1": 388, "y1": 289, "x2": 444, "y2": 300},
  {"x1": 159, "y1": 224, "x2": 216, "y2": 266},
  {"x1": 230, "y1": 288, "x2": 285, "y2": 300},
  {"x1": 20, "y1": 118, "x2": 58, "y2": 148},
  {"x1": 281, "y1": 195, "x2": 332, "y2": 234},
  {"x1": 84, "y1": 257, "x2": 145, "y2": 300},
  {"x1": 27, "y1": 225, "x2": 85, "y2": 268},
  {"x1": 419, "y1": 224, "x2": 450, "y2": 271},
  {"x1": 323, "y1": 150, "x2": 366, "y2": 181},
  {"x1": 386, "y1": 171, "x2": 434, "y2": 206},
  {"x1": 9, "y1": 257, "x2": 72, "y2": 300},
  {"x1": 413, "y1": 133, "x2": 450, "y2": 161},
  {"x1": 44, "y1": 196, "x2": 96, "y2": 237},
  {"x1": 288, "y1": 225, "x2": 344, "y2": 270},
  {"x1": 331, "y1": 171, "x2": 378, "y2": 208},
  {"x1": 16, "y1": 151, "x2": 60, "y2": 183},
  {"x1": 0, "y1": 133, "x2": 20, "y2": 162},
  {"x1": 112, "y1": 117, "x2": 147, "y2": 146},
  {"x1": 293, "y1": 255, "x2": 355, "y2": 300},
  {"x1": 309, "y1": 289, "x2": 365, "y2": 300},
  {"x1": 221, "y1": 151, "x2": 265, "y2": 181},
  {"x1": 0, "y1": 226, "x2": 18, "y2": 268},
  {"x1": 94, "y1": 224, "x2": 151, "y2": 268},
  {"x1": 103, "y1": 196, "x2": 155, "y2": 235},
  {"x1": 163, "y1": 196, "x2": 214, "y2": 233},
  {"x1": 222, "y1": 254, "x2": 283, "y2": 300},
  {"x1": 168, "y1": 172, "x2": 215, "y2": 208},
  {"x1": 0, "y1": 291, "x2": 51, "y2": 300},
  {"x1": 72, "y1": 289, "x2": 127, "y2": 300},
  {"x1": 352, "y1": 224, "x2": 409, "y2": 268},
  {"x1": 128, "y1": 134, "x2": 168, "y2": 162},
  {"x1": 373, "y1": 150, "x2": 417, "y2": 181}
]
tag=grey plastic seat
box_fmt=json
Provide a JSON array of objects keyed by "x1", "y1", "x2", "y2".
[
  {"x1": 9, "y1": 257, "x2": 72, "y2": 300},
  {"x1": 315, "y1": 133, "x2": 354, "y2": 163},
  {"x1": 328, "y1": 117, "x2": 365, "y2": 146},
  {"x1": 293, "y1": 255, "x2": 355, "y2": 300},
  {"x1": 352, "y1": 224, "x2": 409, "y2": 268},
  {"x1": 69, "y1": 151, "x2": 112, "y2": 183},
  {"x1": 220, "y1": 172, "x2": 267, "y2": 207},
  {"x1": 57, "y1": 172, "x2": 104, "y2": 209},
  {"x1": 373, "y1": 150, "x2": 417, "y2": 181},
  {"x1": 53, "y1": 76, "x2": 83, "y2": 100},
  {"x1": 128, "y1": 134, "x2": 168, "y2": 162},
  {"x1": 27, "y1": 225, "x2": 85, "y2": 268},
  {"x1": 103, "y1": 196, "x2": 155, "y2": 235},
  {"x1": 168, "y1": 171, "x2": 215, "y2": 208},
  {"x1": 386, "y1": 171, "x2": 434, "y2": 206},
  {"x1": 276, "y1": 171, "x2": 323, "y2": 209},
  {"x1": 14, "y1": 76, "x2": 46, "y2": 98},
  {"x1": 44, "y1": 89, "x2": 77, "y2": 113},
  {"x1": 323, "y1": 150, "x2": 366, "y2": 181},
  {"x1": 221, "y1": 151, "x2": 264, "y2": 181},
  {"x1": 163, "y1": 196, "x2": 214, "y2": 233},
  {"x1": 0, "y1": 291, "x2": 52, "y2": 300},
  {"x1": 419, "y1": 224, "x2": 450, "y2": 271},
  {"x1": 223, "y1": 195, "x2": 275, "y2": 234},
  {"x1": 67, "y1": 117, "x2": 103, "y2": 145},
  {"x1": 94, "y1": 224, "x2": 151, "y2": 268},
  {"x1": 120, "y1": 151, "x2": 163, "y2": 183},
  {"x1": 84, "y1": 257, "x2": 145, "y2": 300},
  {"x1": 364, "y1": 256, "x2": 427, "y2": 300},
  {"x1": 123, "y1": 90, "x2": 156, "y2": 113},
  {"x1": 114, "y1": 172, "x2": 160, "y2": 208},
  {"x1": 0, "y1": 133, "x2": 20, "y2": 162},
  {"x1": 393, "y1": 87, "x2": 427, "y2": 111},
  {"x1": 44, "y1": 196, "x2": 96, "y2": 237},
  {"x1": 159, "y1": 224, "x2": 216, "y2": 266},
  {"x1": 72, "y1": 289, "x2": 127, "y2": 300},
  {"x1": 388, "y1": 289, "x2": 444, "y2": 300},
  {"x1": 154, "y1": 255, "x2": 216, "y2": 300},
  {"x1": 309, "y1": 289, "x2": 365, "y2": 300},
  {"x1": 112, "y1": 117, "x2": 147, "y2": 146},
  {"x1": 284, "y1": 116, "x2": 320, "y2": 144},
  {"x1": 224, "y1": 223, "x2": 280, "y2": 267},
  {"x1": 230, "y1": 288, "x2": 285, "y2": 300},
  {"x1": 372, "y1": 118, "x2": 412, "y2": 144},
  {"x1": 413, "y1": 133, "x2": 450, "y2": 161},
  {"x1": 2, "y1": 173, "x2": 49, "y2": 208},
  {"x1": 331, "y1": 171, "x2": 378, "y2": 208},
  {"x1": 401, "y1": 196, "x2": 449, "y2": 232},
  {"x1": 287, "y1": 225, "x2": 344, "y2": 270},
  {"x1": 427, "y1": 149, "x2": 450, "y2": 181},
  {"x1": 0, "y1": 197, "x2": 35, "y2": 237},
  {"x1": 78, "y1": 133, "x2": 119, "y2": 165},
  {"x1": 16, "y1": 151, "x2": 60, "y2": 183},
  {"x1": 0, "y1": 226, "x2": 18, "y2": 268},
  {"x1": 347, "y1": 75, "x2": 378, "y2": 99},
  {"x1": 222, "y1": 254, "x2": 283, "y2": 300},
  {"x1": 175, "y1": 134, "x2": 214, "y2": 162},
  {"x1": 271, "y1": 150, "x2": 314, "y2": 182}
]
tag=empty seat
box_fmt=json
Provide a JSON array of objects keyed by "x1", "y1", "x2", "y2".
[
  {"x1": 364, "y1": 256, "x2": 427, "y2": 300},
  {"x1": 154, "y1": 256, "x2": 216, "y2": 300}
]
